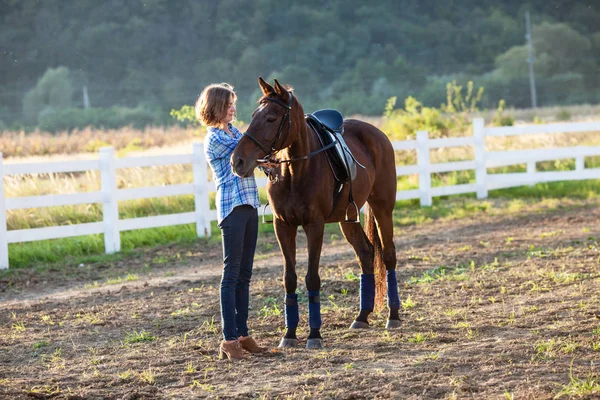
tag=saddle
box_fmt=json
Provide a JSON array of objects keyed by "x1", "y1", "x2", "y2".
[
  {"x1": 305, "y1": 109, "x2": 357, "y2": 183},
  {"x1": 305, "y1": 109, "x2": 364, "y2": 223}
]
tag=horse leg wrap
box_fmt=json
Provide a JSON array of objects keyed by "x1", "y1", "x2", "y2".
[
  {"x1": 387, "y1": 270, "x2": 401, "y2": 309},
  {"x1": 308, "y1": 290, "x2": 322, "y2": 329},
  {"x1": 360, "y1": 273, "x2": 375, "y2": 312},
  {"x1": 285, "y1": 293, "x2": 299, "y2": 329}
]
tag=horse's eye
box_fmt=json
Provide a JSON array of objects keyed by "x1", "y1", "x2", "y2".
[{"x1": 266, "y1": 116, "x2": 277, "y2": 123}]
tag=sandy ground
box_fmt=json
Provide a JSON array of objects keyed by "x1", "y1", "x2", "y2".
[{"x1": 1, "y1": 199, "x2": 600, "y2": 399}]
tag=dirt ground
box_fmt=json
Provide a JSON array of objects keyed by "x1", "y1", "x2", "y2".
[{"x1": 1, "y1": 199, "x2": 600, "y2": 399}]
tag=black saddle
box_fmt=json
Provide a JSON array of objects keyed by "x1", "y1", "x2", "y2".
[
  {"x1": 305, "y1": 109, "x2": 356, "y2": 183},
  {"x1": 312, "y1": 109, "x2": 343, "y2": 134}
]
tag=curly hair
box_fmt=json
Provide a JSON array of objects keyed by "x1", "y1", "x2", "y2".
[{"x1": 195, "y1": 83, "x2": 237, "y2": 127}]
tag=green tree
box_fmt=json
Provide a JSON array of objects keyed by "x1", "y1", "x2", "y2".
[
  {"x1": 22, "y1": 66, "x2": 73, "y2": 125},
  {"x1": 493, "y1": 22, "x2": 591, "y2": 78}
]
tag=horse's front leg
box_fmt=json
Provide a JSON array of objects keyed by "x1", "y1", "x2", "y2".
[
  {"x1": 274, "y1": 219, "x2": 299, "y2": 348},
  {"x1": 303, "y1": 221, "x2": 325, "y2": 349}
]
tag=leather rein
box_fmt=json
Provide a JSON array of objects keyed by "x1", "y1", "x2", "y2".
[{"x1": 243, "y1": 92, "x2": 337, "y2": 165}]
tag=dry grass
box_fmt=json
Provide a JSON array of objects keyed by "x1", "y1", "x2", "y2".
[
  {"x1": 0, "y1": 125, "x2": 202, "y2": 160},
  {"x1": 1, "y1": 102, "x2": 597, "y2": 161}
]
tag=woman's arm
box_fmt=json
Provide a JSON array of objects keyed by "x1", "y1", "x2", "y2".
[{"x1": 205, "y1": 133, "x2": 238, "y2": 161}]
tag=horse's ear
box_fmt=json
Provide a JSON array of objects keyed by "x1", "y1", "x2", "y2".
[
  {"x1": 273, "y1": 79, "x2": 289, "y2": 101},
  {"x1": 258, "y1": 77, "x2": 274, "y2": 95}
]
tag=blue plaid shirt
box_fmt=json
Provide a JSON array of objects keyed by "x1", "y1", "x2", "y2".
[{"x1": 204, "y1": 124, "x2": 261, "y2": 225}]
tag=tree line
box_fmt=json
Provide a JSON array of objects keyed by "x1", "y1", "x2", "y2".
[{"x1": 1, "y1": 0, "x2": 599, "y2": 131}]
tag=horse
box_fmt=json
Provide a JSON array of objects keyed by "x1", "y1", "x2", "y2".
[{"x1": 231, "y1": 77, "x2": 400, "y2": 349}]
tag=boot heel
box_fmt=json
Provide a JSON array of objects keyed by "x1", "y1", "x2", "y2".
[
  {"x1": 218, "y1": 346, "x2": 229, "y2": 360},
  {"x1": 218, "y1": 340, "x2": 245, "y2": 360}
]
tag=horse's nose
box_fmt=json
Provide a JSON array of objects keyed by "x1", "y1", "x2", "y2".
[{"x1": 231, "y1": 154, "x2": 245, "y2": 176}]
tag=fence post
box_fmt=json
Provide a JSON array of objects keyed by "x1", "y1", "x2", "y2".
[
  {"x1": 417, "y1": 130, "x2": 432, "y2": 207},
  {"x1": 0, "y1": 153, "x2": 8, "y2": 269},
  {"x1": 576, "y1": 154, "x2": 585, "y2": 173},
  {"x1": 527, "y1": 161, "x2": 536, "y2": 186},
  {"x1": 193, "y1": 143, "x2": 211, "y2": 237},
  {"x1": 100, "y1": 147, "x2": 120, "y2": 253},
  {"x1": 473, "y1": 118, "x2": 488, "y2": 199}
]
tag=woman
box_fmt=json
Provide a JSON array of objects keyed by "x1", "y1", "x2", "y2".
[{"x1": 196, "y1": 83, "x2": 266, "y2": 360}]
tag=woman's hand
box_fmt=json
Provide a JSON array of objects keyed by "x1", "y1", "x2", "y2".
[{"x1": 257, "y1": 160, "x2": 278, "y2": 176}]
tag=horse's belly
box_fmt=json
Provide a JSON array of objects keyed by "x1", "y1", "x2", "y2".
[{"x1": 268, "y1": 190, "x2": 324, "y2": 226}]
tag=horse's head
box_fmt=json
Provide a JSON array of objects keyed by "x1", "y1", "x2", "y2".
[{"x1": 231, "y1": 77, "x2": 297, "y2": 178}]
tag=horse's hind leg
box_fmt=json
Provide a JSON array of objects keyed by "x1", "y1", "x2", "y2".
[{"x1": 339, "y1": 222, "x2": 376, "y2": 329}]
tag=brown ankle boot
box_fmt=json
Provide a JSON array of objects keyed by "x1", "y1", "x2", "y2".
[
  {"x1": 218, "y1": 340, "x2": 246, "y2": 361},
  {"x1": 239, "y1": 336, "x2": 267, "y2": 353}
]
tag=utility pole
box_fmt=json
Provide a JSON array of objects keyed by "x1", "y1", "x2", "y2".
[
  {"x1": 83, "y1": 85, "x2": 91, "y2": 109},
  {"x1": 525, "y1": 10, "x2": 537, "y2": 108}
]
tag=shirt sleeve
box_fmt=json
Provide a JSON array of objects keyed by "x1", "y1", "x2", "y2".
[{"x1": 205, "y1": 133, "x2": 239, "y2": 162}]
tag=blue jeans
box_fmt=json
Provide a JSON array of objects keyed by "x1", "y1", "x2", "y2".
[{"x1": 219, "y1": 205, "x2": 258, "y2": 341}]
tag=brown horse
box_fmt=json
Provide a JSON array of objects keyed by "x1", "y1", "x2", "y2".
[{"x1": 231, "y1": 78, "x2": 400, "y2": 349}]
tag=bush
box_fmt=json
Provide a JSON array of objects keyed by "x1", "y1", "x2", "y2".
[
  {"x1": 22, "y1": 66, "x2": 73, "y2": 125},
  {"x1": 382, "y1": 96, "x2": 451, "y2": 140},
  {"x1": 556, "y1": 109, "x2": 571, "y2": 121},
  {"x1": 492, "y1": 100, "x2": 514, "y2": 126},
  {"x1": 382, "y1": 81, "x2": 486, "y2": 140}
]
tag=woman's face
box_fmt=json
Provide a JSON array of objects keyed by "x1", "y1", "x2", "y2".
[{"x1": 221, "y1": 96, "x2": 236, "y2": 125}]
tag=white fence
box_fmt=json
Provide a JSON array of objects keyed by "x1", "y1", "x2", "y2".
[{"x1": 1, "y1": 117, "x2": 600, "y2": 269}]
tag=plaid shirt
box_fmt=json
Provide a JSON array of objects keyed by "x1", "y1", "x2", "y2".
[{"x1": 204, "y1": 124, "x2": 261, "y2": 224}]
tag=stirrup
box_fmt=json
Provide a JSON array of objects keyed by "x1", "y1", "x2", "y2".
[
  {"x1": 344, "y1": 201, "x2": 360, "y2": 223},
  {"x1": 262, "y1": 202, "x2": 273, "y2": 224}
]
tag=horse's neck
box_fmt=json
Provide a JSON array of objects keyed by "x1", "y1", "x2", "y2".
[{"x1": 280, "y1": 122, "x2": 317, "y2": 180}]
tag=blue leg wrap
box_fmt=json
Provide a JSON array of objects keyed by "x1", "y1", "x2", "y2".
[
  {"x1": 387, "y1": 270, "x2": 401, "y2": 309},
  {"x1": 307, "y1": 290, "x2": 322, "y2": 329},
  {"x1": 284, "y1": 293, "x2": 299, "y2": 329},
  {"x1": 360, "y1": 274, "x2": 375, "y2": 311}
]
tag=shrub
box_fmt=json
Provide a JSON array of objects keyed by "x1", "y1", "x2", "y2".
[
  {"x1": 382, "y1": 96, "x2": 450, "y2": 140},
  {"x1": 556, "y1": 109, "x2": 571, "y2": 121},
  {"x1": 381, "y1": 81, "x2": 486, "y2": 140},
  {"x1": 22, "y1": 66, "x2": 73, "y2": 125},
  {"x1": 492, "y1": 100, "x2": 514, "y2": 126}
]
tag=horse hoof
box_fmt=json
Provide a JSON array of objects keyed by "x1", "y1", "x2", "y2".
[
  {"x1": 349, "y1": 320, "x2": 370, "y2": 329},
  {"x1": 385, "y1": 319, "x2": 402, "y2": 329},
  {"x1": 306, "y1": 338, "x2": 324, "y2": 349},
  {"x1": 278, "y1": 338, "x2": 298, "y2": 348}
]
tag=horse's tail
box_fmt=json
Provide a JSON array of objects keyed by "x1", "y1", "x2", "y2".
[{"x1": 365, "y1": 203, "x2": 386, "y2": 311}]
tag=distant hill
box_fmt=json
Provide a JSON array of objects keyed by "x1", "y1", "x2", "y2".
[{"x1": 1, "y1": 0, "x2": 598, "y2": 129}]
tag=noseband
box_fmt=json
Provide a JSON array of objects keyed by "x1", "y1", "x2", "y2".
[{"x1": 243, "y1": 93, "x2": 293, "y2": 162}]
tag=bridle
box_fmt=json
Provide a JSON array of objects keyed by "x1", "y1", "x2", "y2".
[
  {"x1": 243, "y1": 93, "x2": 293, "y2": 163},
  {"x1": 243, "y1": 91, "x2": 337, "y2": 165}
]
